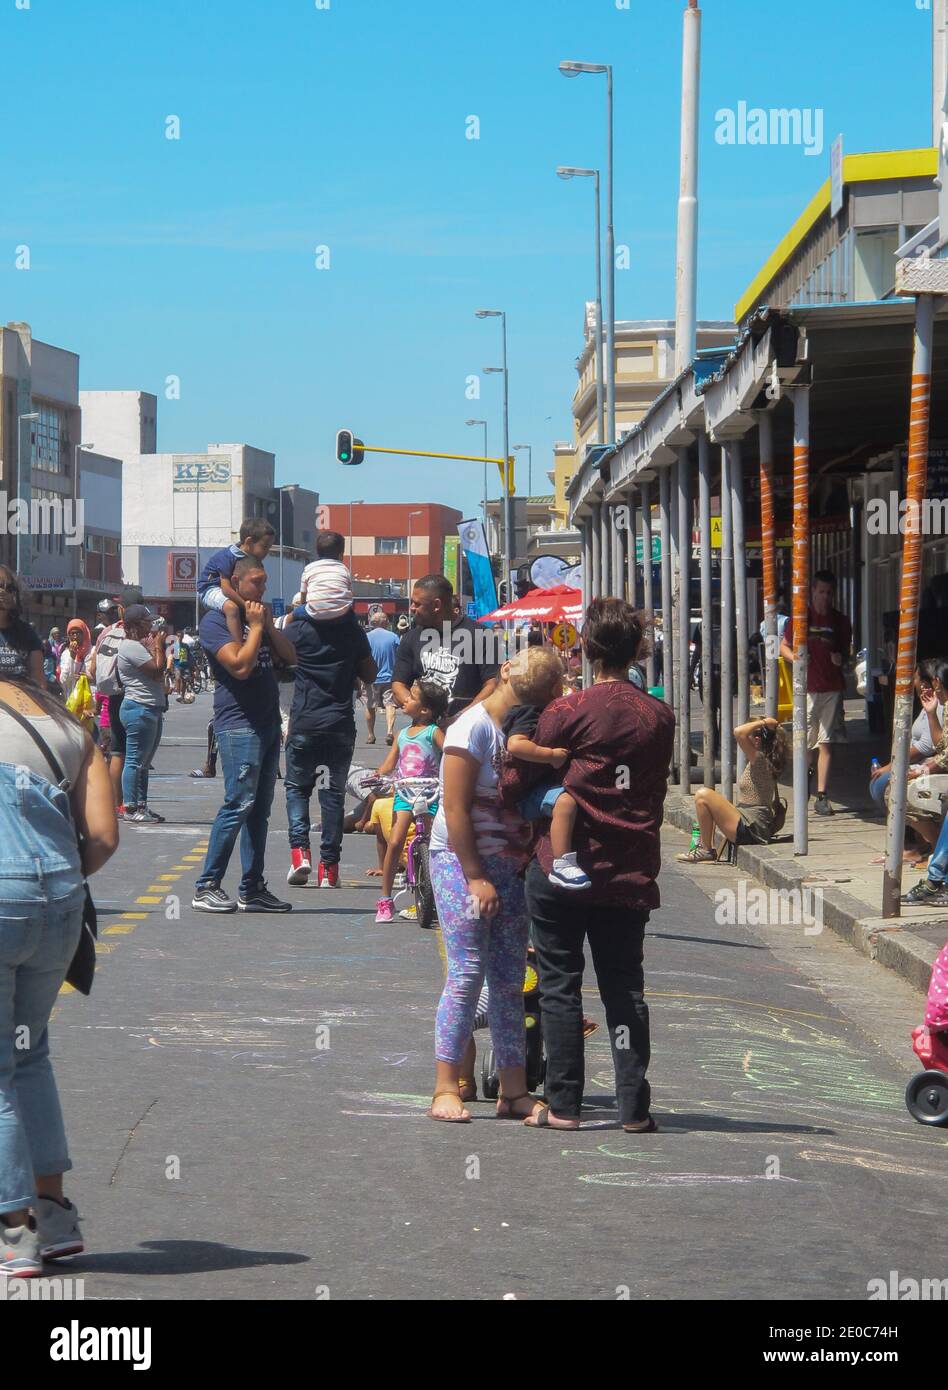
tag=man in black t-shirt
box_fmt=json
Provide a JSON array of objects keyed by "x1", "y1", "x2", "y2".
[{"x1": 391, "y1": 574, "x2": 499, "y2": 720}]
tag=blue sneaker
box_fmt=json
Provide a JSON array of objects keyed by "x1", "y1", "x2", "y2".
[{"x1": 548, "y1": 854, "x2": 592, "y2": 891}]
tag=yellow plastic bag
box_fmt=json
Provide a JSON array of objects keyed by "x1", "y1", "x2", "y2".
[{"x1": 66, "y1": 672, "x2": 95, "y2": 731}]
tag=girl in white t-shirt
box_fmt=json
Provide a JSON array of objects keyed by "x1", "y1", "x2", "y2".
[{"x1": 427, "y1": 648, "x2": 547, "y2": 1125}]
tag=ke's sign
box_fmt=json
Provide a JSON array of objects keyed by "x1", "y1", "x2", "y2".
[{"x1": 172, "y1": 456, "x2": 232, "y2": 492}]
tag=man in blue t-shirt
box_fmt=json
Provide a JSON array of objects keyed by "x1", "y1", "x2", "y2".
[
  {"x1": 192, "y1": 556, "x2": 297, "y2": 914},
  {"x1": 283, "y1": 605, "x2": 376, "y2": 888},
  {"x1": 364, "y1": 610, "x2": 401, "y2": 746}
]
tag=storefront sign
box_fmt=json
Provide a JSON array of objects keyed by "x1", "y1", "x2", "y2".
[
  {"x1": 172, "y1": 456, "x2": 232, "y2": 492},
  {"x1": 168, "y1": 552, "x2": 198, "y2": 592}
]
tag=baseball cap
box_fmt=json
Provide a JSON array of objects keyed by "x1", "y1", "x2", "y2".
[{"x1": 124, "y1": 604, "x2": 153, "y2": 624}]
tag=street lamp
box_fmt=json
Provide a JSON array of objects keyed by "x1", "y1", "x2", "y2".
[
  {"x1": 74, "y1": 442, "x2": 95, "y2": 582},
  {"x1": 512, "y1": 444, "x2": 533, "y2": 499},
  {"x1": 15, "y1": 412, "x2": 40, "y2": 576},
  {"x1": 559, "y1": 60, "x2": 615, "y2": 443},
  {"x1": 465, "y1": 418, "x2": 489, "y2": 536},
  {"x1": 407, "y1": 510, "x2": 423, "y2": 597},
  {"x1": 557, "y1": 165, "x2": 605, "y2": 444},
  {"x1": 476, "y1": 309, "x2": 512, "y2": 599},
  {"x1": 275, "y1": 484, "x2": 292, "y2": 612},
  {"x1": 348, "y1": 499, "x2": 364, "y2": 572}
]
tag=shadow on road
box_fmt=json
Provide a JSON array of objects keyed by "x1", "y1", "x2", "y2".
[
  {"x1": 648, "y1": 931, "x2": 768, "y2": 950},
  {"x1": 74, "y1": 1239, "x2": 310, "y2": 1277}
]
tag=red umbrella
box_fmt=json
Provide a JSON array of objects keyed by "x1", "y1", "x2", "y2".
[{"x1": 478, "y1": 584, "x2": 583, "y2": 625}]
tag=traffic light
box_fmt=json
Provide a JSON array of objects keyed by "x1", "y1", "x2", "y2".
[{"x1": 336, "y1": 430, "x2": 364, "y2": 465}]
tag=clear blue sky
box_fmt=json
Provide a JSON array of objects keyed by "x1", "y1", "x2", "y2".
[{"x1": 0, "y1": 0, "x2": 933, "y2": 521}]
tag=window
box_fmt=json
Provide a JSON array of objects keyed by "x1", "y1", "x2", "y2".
[
  {"x1": 32, "y1": 405, "x2": 65, "y2": 474},
  {"x1": 853, "y1": 230, "x2": 900, "y2": 302},
  {"x1": 376, "y1": 536, "x2": 407, "y2": 555}
]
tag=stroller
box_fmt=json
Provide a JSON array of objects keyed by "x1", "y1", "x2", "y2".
[
  {"x1": 478, "y1": 951, "x2": 547, "y2": 1100},
  {"x1": 905, "y1": 938, "x2": 948, "y2": 1125}
]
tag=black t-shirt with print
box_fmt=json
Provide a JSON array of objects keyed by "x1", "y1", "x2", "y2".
[{"x1": 392, "y1": 617, "x2": 500, "y2": 717}]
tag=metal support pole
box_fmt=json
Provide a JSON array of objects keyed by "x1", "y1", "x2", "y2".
[
  {"x1": 698, "y1": 433, "x2": 714, "y2": 788},
  {"x1": 641, "y1": 479, "x2": 655, "y2": 688},
  {"x1": 626, "y1": 490, "x2": 637, "y2": 608},
  {"x1": 883, "y1": 295, "x2": 935, "y2": 916},
  {"x1": 677, "y1": 447, "x2": 691, "y2": 788},
  {"x1": 611, "y1": 504, "x2": 624, "y2": 601},
  {"x1": 278, "y1": 489, "x2": 285, "y2": 610},
  {"x1": 594, "y1": 171, "x2": 605, "y2": 445},
  {"x1": 581, "y1": 518, "x2": 592, "y2": 687},
  {"x1": 934, "y1": 0, "x2": 948, "y2": 149},
  {"x1": 606, "y1": 67, "x2": 615, "y2": 443},
  {"x1": 670, "y1": 466, "x2": 681, "y2": 776},
  {"x1": 194, "y1": 471, "x2": 201, "y2": 630},
  {"x1": 790, "y1": 387, "x2": 811, "y2": 857},
  {"x1": 600, "y1": 502, "x2": 612, "y2": 595},
  {"x1": 732, "y1": 440, "x2": 750, "y2": 779},
  {"x1": 674, "y1": 0, "x2": 701, "y2": 378},
  {"x1": 590, "y1": 502, "x2": 602, "y2": 603},
  {"x1": 758, "y1": 412, "x2": 779, "y2": 720},
  {"x1": 660, "y1": 467, "x2": 674, "y2": 717},
  {"x1": 720, "y1": 446, "x2": 734, "y2": 804}
]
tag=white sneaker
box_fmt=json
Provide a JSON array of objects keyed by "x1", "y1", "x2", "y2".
[
  {"x1": 1, "y1": 1222, "x2": 43, "y2": 1276},
  {"x1": 548, "y1": 853, "x2": 592, "y2": 891},
  {"x1": 34, "y1": 1196, "x2": 83, "y2": 1260}
]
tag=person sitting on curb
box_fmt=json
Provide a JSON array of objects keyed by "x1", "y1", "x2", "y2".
[{"x1": 678, "y1": 717, "x2": 789, "y2": 864}]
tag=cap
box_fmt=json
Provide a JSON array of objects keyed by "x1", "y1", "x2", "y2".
[
  {"x1": 49, "y1": 626, "x2": 61, "y2": 635},
  {"x1": 123, "y1": 604, "x2": 153, "y2": 624},
  {"x1": 97, "y1": 597, "x2": 118, "y2": 614}
]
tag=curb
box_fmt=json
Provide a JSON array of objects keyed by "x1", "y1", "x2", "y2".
[{"x1": 664, "y1": 793, "x2": 942, "y2": 996}]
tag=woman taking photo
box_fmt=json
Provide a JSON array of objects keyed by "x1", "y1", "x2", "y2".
[
  {"x1": 678, "y1": 716, "x2": 789, "y2": 863},
  {"x1": 0, "y1": 568, "x2": 118, "y2": 1277},
  {"x1": 427, "y1": 655, "x2": 542, "y2": 1124},
  {"x1": 117, "y1": 605, "x2": 168, "y2": 824},
  {"x1": 507, "y1": 598, "x2": 675, "y2": 1133}
]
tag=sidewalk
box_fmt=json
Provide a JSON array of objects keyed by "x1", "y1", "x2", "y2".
[{"x1": 670, "y1": 696, "x2": 948, "y2": 996}]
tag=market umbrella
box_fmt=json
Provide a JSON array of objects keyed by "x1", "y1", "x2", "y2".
[{"x1": 477, "y1": 584, "x2": 583, "y2": 625}]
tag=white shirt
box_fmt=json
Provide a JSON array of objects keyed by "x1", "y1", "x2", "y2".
[{"x1": 430, "y1": 703, "x2": 509, "y2": 858}]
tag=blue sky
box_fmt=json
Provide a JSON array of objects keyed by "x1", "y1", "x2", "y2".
[{"x1": 0, "y1": 0, "x2": 934, "y2": 521}]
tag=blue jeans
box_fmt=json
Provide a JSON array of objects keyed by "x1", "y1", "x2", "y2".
[
  {"x1": 928, "y1": 813, "x2": 948, "y2": 886},
  {"x1": 120, "y1": 700, "x2": 164, "y2": 808},
  {"x1": 869, "y1": 769, "x2": 891, "y2": 808},
  {"x1": 196, "y1": 724, "x2": 281, "y2": 894},
  {"x1": 285, "y1": 730, "x2": 356, "y2": 864},
  {"x1": 0, "y1": 872, "x2": 84, "y2": 1212}
]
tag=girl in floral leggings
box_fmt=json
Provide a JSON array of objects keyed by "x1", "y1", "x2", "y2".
[{"x1": 426, "y1": 652, "x2": 547, "y2": 1124}]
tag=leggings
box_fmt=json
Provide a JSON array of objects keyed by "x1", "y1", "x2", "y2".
[{"x1": 430, "y1": 850, "x2": 529, "y2": 1069}]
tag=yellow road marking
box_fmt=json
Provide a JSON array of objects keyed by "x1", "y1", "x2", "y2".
[
  {"x1": 135, "y1": 895, "x2": 162, "y2": 904},
  {"x1": 59, "y1": 982, "x2": 75, "y2": 996},
  {"x1": 157, "y1": 873, "x2": 180, "y2": 881},
  {"x1": 122, "y1": 913, "x2": 148, "y2": 920},
  {"x1": 104, "y1": 924, "x2": 136, "y2": 936}
]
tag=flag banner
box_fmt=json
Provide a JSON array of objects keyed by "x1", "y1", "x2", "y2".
[
  {"x1": 443, "y1": 535, "x2": 459, "y2": 592},
  {"x1": 458, "y1": 518, "x2": 497, "y2": 618}
]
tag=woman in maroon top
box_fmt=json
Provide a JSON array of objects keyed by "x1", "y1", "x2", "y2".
[{"x1": 502, "y1": 598, "x2": 675, "y2": 1131}]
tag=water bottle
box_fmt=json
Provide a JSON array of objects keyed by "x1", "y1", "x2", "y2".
[
  {"x1": 689, "y1": 821, "x2": 701, "y2": 850},
  {"x1": 870, "y1": 757, "x2": 880, "y2": 775}
]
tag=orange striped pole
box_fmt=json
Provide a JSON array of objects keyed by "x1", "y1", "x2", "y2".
[
  {"x1": 790, "y1": 387, "x2": 810, "y2": 856},
  {"x1": 883, "y1": 295, "x2": 935, "y2": 917},
  {"x1": 758, "y1": 412, "x2": 779, "y2": 720}
]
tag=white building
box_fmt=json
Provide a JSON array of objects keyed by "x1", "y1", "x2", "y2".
[{"x1": 79, "y1": 390, "x2": 157, "y2": 462}]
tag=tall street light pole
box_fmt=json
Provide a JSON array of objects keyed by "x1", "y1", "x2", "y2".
[
  {"x1": 557, "y1": 165, "x2": 604, "y2": 443},
  {"x1": 74, "y1": 442, "x2": 94, "y2": 587},
  {"x1": 407, "y1": 509, "x2": 423, "y2": 596},
  {"x1": 348, "y1": 498, "x2": 364, "y2": 573},
  {"x1": 560, "y1": 61, "x2": 614, "y2": 443},
  {"x1": 475, "y1": 309, "x2": 514, "y2": 597},
  {"x1": 16, "y1": 411, "x2": 40, "y2": 576},
  {"x1": 276, "y1": 485, "x2": 291, "y2": 612},
  {"x1": 465, "y1": 418, "x2": 489, "y2": 538}
]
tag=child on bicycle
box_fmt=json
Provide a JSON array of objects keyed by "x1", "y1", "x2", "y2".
[
  {"x1": 373, "y1": 679, "x2": 448, "y2": 923},
  {"x1": 503, "y1": 644, "x2": 589, "y2": 890}
]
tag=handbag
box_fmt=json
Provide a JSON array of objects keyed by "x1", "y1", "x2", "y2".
[{"x1": 0, "y1": 704, "x2": 98, "y2": 994}]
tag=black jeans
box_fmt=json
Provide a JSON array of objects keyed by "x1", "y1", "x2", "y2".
[{"x1": 525, "y1": 861, "x2": 651, "y2": 1125}]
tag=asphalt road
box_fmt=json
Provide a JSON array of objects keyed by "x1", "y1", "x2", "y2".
[{"x1": 46, "y1": 695, "x2": 948, "y2": 1302}]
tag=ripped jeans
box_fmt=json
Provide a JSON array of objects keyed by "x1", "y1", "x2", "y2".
[{"x1": 196, "y1": 724, "x2": 281, "y2": 895}]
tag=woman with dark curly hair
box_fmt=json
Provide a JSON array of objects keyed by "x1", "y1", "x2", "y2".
[
  {"x1": 503, "y1": 597, "x2": 675, "y2": 1133},
  {"x1": 0, "y1": 567, "x2": 45, "y2": 687}
]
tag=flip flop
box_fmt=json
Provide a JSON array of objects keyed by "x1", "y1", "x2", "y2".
[
  {"x1": 523, "y1": 1104, "x2": 580, "y2": 1130},
  {"x1": 622, "y1": 1115, "x2": 659, "y2": 1134}
]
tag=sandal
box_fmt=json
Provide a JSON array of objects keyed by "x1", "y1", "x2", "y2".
[
  {"x1": 458, "y1": 1077, "x2": 478, "y2": 1103},
  {"x1": 622, "y1": 1115, "x2": 659, "y2": 1134},
  {"x1": 428, "y1": 1090, "x2": 471, "y2": 1123},
  {"x1": 522, "y1": 1103, "x2": 580, "y2": 1130},
  {"x1": 495, "y1": 1091, "x2": 544, "y2": 1121}
]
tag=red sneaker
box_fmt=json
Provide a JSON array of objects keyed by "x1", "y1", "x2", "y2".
[
  {"x1": 287, "y1": 847, "x2": 312, "y2": 886},
  {"x1": 318, "y1": 862, "x2": 339, "y2": 888}
]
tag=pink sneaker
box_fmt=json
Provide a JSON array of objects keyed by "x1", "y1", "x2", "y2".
[{"x1": 375, "y1": 897, "x2": 394, "y2": 923}]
